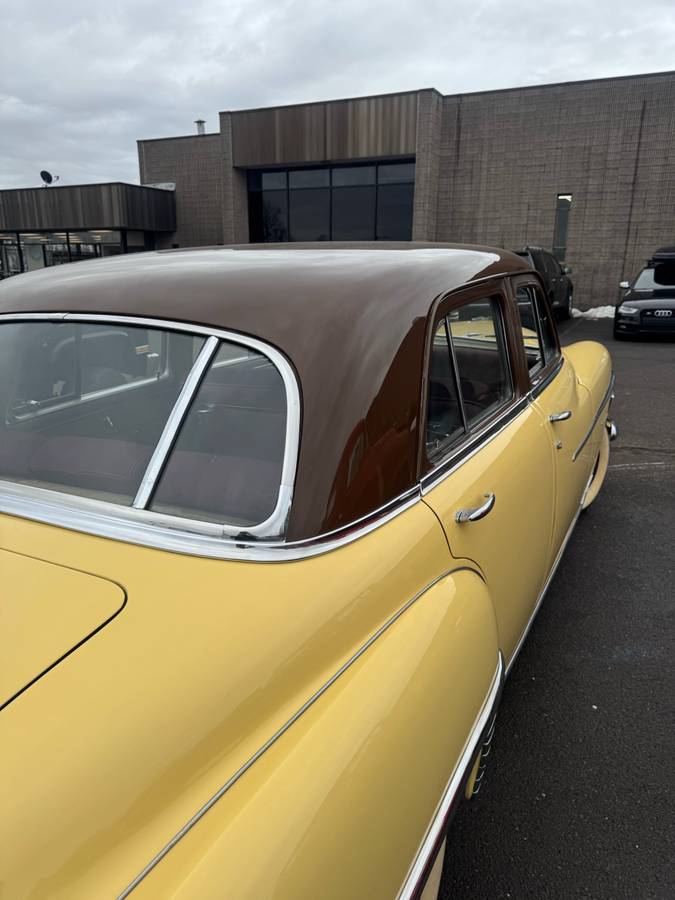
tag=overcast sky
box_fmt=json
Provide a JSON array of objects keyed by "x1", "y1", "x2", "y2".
[{"x1": 1, "y1": 0, "x2": 674, "y2": 188}]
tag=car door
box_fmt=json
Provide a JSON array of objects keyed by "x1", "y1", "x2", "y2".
[
  {"x1": 510, "y1": 275, "x2": 592, "y2": 563},
  {"x1": 421, "y1": 281, "x2": 555, "y2": 665}
]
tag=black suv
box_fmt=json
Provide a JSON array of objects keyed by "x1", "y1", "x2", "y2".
[
  {"x1": 614, "y1": 247, "x2": 675, "y2": 339},
  {"x1": 515, "y1": 246, "x2": 574, "y2": 320}
]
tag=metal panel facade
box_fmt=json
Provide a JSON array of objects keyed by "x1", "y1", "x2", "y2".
[{"x1": 0, "y1": 183, "x2": 175, "y2": 232}]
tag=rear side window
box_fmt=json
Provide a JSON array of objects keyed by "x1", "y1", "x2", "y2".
[
  {"x1": 0, "y1": 322, "x2": 291, "y2": 531},
  {"x1": 426, "y1": 296, "x2": 513, "y2": 460},
  {"x1": 0, "y1": 321, "x2": 203, "y2": 504},
  {"x1": 150, "y1": 342, "x2": 287, "y2": 527}
]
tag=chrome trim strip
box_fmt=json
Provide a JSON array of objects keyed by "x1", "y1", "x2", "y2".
[
  {"x1": 117, "y1": 566, "x2": 475, "y2": 898},
  {"x1": 572, "y1": 374, "x2": 616, "y2": 462},
  {"x1": 397, "y1": 652, "x2": 504, "y2": 900},
  {"x1": 530, "y1": 355, "x2": 565, "y2": 399},
  {"x1": 421, "y1": 397, "x2": 529, "y2": 495},
  {"x1": 132, "y1": 336, "x2": 219, "y2": 509},
  {"x1": 0, "y1": 313, "x2": 302, "y2": 541},
  {"x1": 0, "y1": 480, "x2": 421, "y2": 562}
]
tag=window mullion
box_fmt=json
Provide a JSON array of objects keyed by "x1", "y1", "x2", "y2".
[{"x1": 445, "y1": 317, "x2": 468, "y2": 432}]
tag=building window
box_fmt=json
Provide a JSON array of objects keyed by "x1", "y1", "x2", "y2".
[
  {"x1": 552, "y1": 194, "x2": 572, "y2": 261},
  {"x1": 0, "y1": 230, "x2": 136, "y2": 278},
  {"x1": 248, "y1": 161, "x2": 415, "y2": 243}
]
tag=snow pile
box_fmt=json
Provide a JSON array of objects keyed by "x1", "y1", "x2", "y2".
[{"x1": 571, "y1": 306, "x2": 616, "y2": 319}]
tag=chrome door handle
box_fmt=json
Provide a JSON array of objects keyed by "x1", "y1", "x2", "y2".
[
  {"x1": 549, "y1": 410, "x2": 572, "y2": 422},
  {"x1": 455, "y1": 493, "x2": 496, "y2": 524}
]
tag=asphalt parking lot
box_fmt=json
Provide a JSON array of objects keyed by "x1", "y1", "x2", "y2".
[{"x1": 440, "y1": 319, "x2": 675, "y2": 899}]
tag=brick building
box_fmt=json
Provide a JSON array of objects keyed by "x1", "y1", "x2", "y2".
[{"x1": 137, "y1": 70, "x2": 675, "y2": 308}]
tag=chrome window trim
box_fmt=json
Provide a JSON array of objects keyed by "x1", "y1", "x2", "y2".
[
  {"x1": 116, "y1": 566, "x2": 481, "y2": 898},
  {"x1": 421, "y1": 395, "x2": 529, "y2": 495},
  {"x1": 0, "y1": 313, "x2": 301, "y2": 541},
  {"x1": 132, "y1": 336, "x2": 219, "y2": 509},
  {"x1": 397, "y1": 652, "x2": 504, "y2": 900},
  {"x1": 0, "y1": 479, "x2": 420, "y2": 561},
  {"x1": 572, "y1": 374, "x2": 616, "y2": 462}
]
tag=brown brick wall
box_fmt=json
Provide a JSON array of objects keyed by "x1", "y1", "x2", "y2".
[
  {"x1": 137, "y1": 133, "x2": 223, "y2": 248},
  {"x1": 435, "y1": 72, "x2": 675, "y2": 307}
]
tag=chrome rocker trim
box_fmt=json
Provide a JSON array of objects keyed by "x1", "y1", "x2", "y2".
[
  {"x1": 397, "y1": 652, "x2": 504, "y2": 900},
  {"x1": 117, "y1": 567, "x2": 480, "y2": 898},
  {"x1": 572, "y1": 374, "x2": 616, "y2": 462}
]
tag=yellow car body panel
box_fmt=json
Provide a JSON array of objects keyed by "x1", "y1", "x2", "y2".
[
  {"x1": 0, "y1": 502, "x2": 496, "y2": 899},
  {"x1": 132, "y1": 570, "x2": 499, "y2": 900},
  {"x1": 423, "y1": 403, "x2": 555, "y2": 664},
  {"x1": 0, "y1": 548, "x2": 125, "y2": 705}
]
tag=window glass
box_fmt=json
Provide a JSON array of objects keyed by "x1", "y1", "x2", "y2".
[
  {"x1": 332, "y1": 186, "x2": 376, "y2": 240},
  {"x1": 151, "y1": 342, "x2": 287, "y2": 527},
  {"x1": 262, "y1": 190, "x2": 289, "y2": 242},
  {"x1": 515, "y1": 287, "x2": 544, "y2": 374},
  {"x1": 534, "y1": 290, "x2": 559, "y2": 363},
  {"x1": 426, "y1": 321, "x2": 463, "y2": 457},
  {"x1": 262, "y1": 171, "x2": 287, "y2": 190},
  {"x1": 289, "y1": 169, "x2": 330, "y2": 189},
  {"x1": 247, "y1": 162, "x2": 416, "y2": 243},
  {"x1": 447, "y1": 298, "x2": 512, "y2": 427},
  {"x1": 0, "y1": 322, "x2": 203, "y2": 504},
  {"x1": 376, "y1": 183, "x2": 414, "y2": 240},
  {"x1": 378, "y1": 162, "x2": 415, "y2": 184},
  {"x1": 332, "y1": 165, "x2": 375, "y2": 187},
  {"x1": 289, "y1": 188, "x2": 330, "y2": 241},
  {"x1": 634, "y1": 264, "x2": 675, "y2": 288}
]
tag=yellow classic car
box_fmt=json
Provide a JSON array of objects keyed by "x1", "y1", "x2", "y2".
[{"x1": 0, "y1": 244, "x2": 615, "y2": 900}]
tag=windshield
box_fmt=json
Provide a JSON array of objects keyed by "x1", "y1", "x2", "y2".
[
  {"x1": 633, "y1": 263, "x2": 675, "y2": 289},
  {"x1": 0, "y1": 321, "x2": 288, "y2": 528}
]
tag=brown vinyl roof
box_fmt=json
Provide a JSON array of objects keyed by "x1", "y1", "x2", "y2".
[{"x1": 0, "y1": 243, "x2": 529, "y2": 539}]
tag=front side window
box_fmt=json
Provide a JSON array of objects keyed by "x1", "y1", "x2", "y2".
[
  {"x1": 0, "y1": 322, "x2": 290, "y2": 530},
  {"x1": 515, "y1": 284, "x2": 560, "y2": 379},
  {"x1": 426, "y1": 296, "x2": 513, "y2": 461}
]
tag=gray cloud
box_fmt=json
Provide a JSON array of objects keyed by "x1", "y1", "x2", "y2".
[{"x1": 1, "y1": 0, "x2": 674, "y2": 188}]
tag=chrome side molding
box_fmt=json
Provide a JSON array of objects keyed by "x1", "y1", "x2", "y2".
[
  {"x1": 397, "y1": 652, "x2": 504, "y2": 900},
  {"x1": 572, "y1": 374, "x2": 616, "y2": 462}
]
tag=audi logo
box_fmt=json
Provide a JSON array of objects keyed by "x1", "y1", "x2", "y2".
[{"x1": 654, "y1": 309, "x2": 673, "y2": 317}]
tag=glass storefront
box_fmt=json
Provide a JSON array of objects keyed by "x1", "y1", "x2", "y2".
[
  {"x1": 0, "y1": 229, "x2": 152, "y2": 280},
  {"x1": 248, "y1": 161, "x2": 415, "y2": 243}
]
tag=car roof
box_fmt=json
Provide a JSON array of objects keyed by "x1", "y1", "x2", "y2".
[{"x1": 0, "y1": 243, "x2": 529, "y2": 540}]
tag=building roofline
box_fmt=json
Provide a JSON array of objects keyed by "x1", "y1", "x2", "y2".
[
  {"x1": 137, "y1": 133, "x2": 220, "y2": 145},
  {"x1": 0, "y1": 181, "x2": 169, "y2": 195},
  {"x1": 221, "y1": 88, "x2": 439, "y2": 115},
  {"x1": 442, "y1": 68, "x2": 675, "y2": 100},
  {"x1": 139, "y1": 70, "x2": 673, "y2": 146}
]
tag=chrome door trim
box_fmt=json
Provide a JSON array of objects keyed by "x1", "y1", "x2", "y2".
[
  {"x1": 0, "y1": 313, "x2": 301, "y2": 541},
  {"x1": 116, "y1": 566, "x2": 479, "y2": 898},
  {"x1": 421, "y1": 396, "x2": 529, "y2": 495},
  {"x1": 572, "y1": 374, "x2": 616, "y2": 462},
  {"x1": 132, "y1": 336, "x2": 219, "y2": 509},
  {"x1": 397, "y1": 652, "x2": 504, "y2": 900}
]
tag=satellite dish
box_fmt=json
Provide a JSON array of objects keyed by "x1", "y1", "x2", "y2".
[{"x1": 40, "y1": 170, "x2": 60, "y2": 186}]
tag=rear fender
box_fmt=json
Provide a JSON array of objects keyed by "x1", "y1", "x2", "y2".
[{"x1": 131, "y1": 568, "x2": 501, "y2": 900}]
